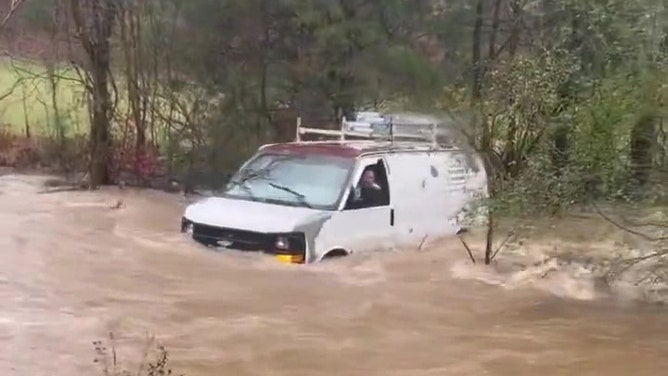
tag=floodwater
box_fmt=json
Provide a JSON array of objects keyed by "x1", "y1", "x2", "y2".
[{"x1": 0, "y1": 174, "x2": 666, "y2": 376}]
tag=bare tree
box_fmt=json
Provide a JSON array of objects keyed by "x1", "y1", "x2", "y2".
[
  {"x1": 118, "y1": 0, "x2": 150, "y2": 178},
  {"x1": 69, "y1": 0, "x2": 118, "y2": 187}
]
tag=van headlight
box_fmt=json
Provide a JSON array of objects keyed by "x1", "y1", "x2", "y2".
[
  {"x1": 181, "y1": 217, "x2": 194, "y2": 234},
  {"x1": 273, "y1": 232, "x2": 305, "y2": 252},
  {"x1": 272, "y1": 232, "x2": 306, "y2": 264},
  {"x1": 275, "y1": 236, "x2": 289, "y2": 249}
]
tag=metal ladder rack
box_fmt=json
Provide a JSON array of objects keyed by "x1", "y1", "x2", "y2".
[{"x1": 294, "y1": 114, "x2": 441, "y2": 146}]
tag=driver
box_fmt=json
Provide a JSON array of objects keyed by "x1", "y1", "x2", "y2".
[{"x1": 358, "y1": 168, "x2": 385, "y2": 206}]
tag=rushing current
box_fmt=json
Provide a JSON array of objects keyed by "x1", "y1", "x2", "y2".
[{"x1": 0, "y1": 174, "x2": 666, "y2": 376}]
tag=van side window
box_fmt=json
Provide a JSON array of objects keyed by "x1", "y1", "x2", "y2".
[{"x1": 344, "y1": 159, "x2": 390, "y2": 210}]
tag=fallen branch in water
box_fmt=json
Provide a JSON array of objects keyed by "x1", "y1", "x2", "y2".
[
  {"x1": 490, "y1": 228, "x2": 516, "y2": 262},
  {"x1": 593, "y1": 204, "x2": 668, "y2": 285},
  {"x1": 457, "y1": 225, "x2": 518, "y2": 265},
  {"x1": 607, "y1": 248, "x2": 668, "y2": 280},
  {"x1": 417, "y1": 233, "x2": 429, "y2": 251},
  {"x1": 457, "y1": 235, "x2": 476, "y2": 264}
]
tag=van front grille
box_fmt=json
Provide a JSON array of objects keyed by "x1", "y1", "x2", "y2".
[{"x1": 192, "y1": 223, "x2": 273, "y2": 251}]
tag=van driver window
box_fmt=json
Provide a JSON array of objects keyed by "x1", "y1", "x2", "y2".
[{"x1": 345, "y1": 162, "x2": 390, "y2": 210}]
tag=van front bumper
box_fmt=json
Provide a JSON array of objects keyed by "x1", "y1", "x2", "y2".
[{"x1": 181, "y1": 217, "x2": 306, "y2": 264}]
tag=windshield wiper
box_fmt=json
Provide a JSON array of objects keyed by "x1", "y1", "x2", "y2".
[
  {"x1": 227, "y1": 178, "x2": 257, "y2": 200},
  {"x1": 268, "y1": 183, "x2": 312, "y2": 208},
  {"x1": 239, "y1": 168, "x2": 267, "y2": 183}
]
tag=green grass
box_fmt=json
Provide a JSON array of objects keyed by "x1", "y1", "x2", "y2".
[
  {"x1": 0, "y1": 58, "x2": 192, "y2": 145},
  {"x1": 0, "y1": 58, "x2": 88, "y2": 136},
  {"x1": 0, "y1": 58, "x2": 253, "y2": 161}
]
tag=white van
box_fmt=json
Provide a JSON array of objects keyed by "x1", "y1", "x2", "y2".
[{"x1": 181, "y1": 113, "x2": 488, "y2": 264}]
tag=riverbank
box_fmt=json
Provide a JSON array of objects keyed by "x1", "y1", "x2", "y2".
[{"x1": 455, "y1": 208, "x2": 668, "y2": 305}]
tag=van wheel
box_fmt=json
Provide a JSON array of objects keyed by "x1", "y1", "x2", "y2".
[{"x1": 321, "y1": 249, "x2": 348, "y2": 261}]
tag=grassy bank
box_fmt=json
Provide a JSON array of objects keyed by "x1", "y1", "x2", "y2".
[{"x1": 0, "y1": 58, "x2": 88, "y2": 136}]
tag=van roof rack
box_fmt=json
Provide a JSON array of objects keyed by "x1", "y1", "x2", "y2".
[{"x1": 295, "y1": 112, "x2": 450, "y2": 147}]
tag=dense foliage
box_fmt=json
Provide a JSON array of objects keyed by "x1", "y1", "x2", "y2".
[{"x1": 0, "y1": 0, "x2": 666, "y2": 210}]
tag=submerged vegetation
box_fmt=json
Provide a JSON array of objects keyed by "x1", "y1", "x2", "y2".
[{"x1": 93, "y1": 333, "x2": 183, "y2": 376}]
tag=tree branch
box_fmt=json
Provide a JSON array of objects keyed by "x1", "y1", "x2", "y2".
[
  {"x1": 593, "y1": 204, "x2": 668, "y2": 242},
  {"x1": 608, "y1": 249, "x2": 668, "y2": 280},
  {"x1": 0, "y1": 0, "x2": 27, "y2": 32}
]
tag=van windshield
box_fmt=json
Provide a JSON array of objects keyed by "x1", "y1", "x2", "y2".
[{"x1": 221, "y1": 153, "x2": 354, "y2": 210}]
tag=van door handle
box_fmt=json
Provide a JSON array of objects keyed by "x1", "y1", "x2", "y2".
[{"x1": 390, "y1": 209, "x2": 394, "y2": 226}]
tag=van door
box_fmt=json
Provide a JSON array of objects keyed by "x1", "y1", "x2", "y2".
[{"x1": 315, "y1": 156, "x2": 395, "y2": 256}]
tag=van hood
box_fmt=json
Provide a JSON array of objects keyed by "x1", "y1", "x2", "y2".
[{"x1": 183, "y1": 196, "x2": 327, "y2": 233}]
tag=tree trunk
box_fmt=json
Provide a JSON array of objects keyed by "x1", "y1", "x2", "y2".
[
  {"x1": 470, "y1": 0, "x2": 484, "y2": 104},
  {"x1": 89, "y1": 59, "x2": 112, "y2": 186},
  {"x1": 69, "y1": 0, "x2": 117, "y2": 188},
  {"x1": 630, "y1": 113, "x2": 656, "y2": 189},
  {"x1": 471, "y1": 0, "x2": 497, "y2": 265}
]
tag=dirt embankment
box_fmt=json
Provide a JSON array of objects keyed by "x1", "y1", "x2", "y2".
[{"x1": 0, "y1": 130, "x2": 191, "y2": 194}]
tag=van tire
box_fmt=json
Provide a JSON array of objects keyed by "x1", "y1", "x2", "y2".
[{"x1": 321, "y1": 249, "x2": 348, "y2": 261}]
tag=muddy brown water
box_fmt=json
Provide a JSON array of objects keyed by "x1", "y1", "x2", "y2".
[{"x1": 0, "y1": 174, "x2": 666, "y2": 376}]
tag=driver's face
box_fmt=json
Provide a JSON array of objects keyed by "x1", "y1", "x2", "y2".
[{"x1": 361, "y1": 170, "x2": 376, "y2": 186}]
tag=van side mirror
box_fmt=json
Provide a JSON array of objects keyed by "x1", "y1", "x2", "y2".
[
  {"x1": 343, "y1": 184, "x2": 365, "y2": 211},
  {"x1": 351, "y1": 184, "x2": 361, "y2": 201}
]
